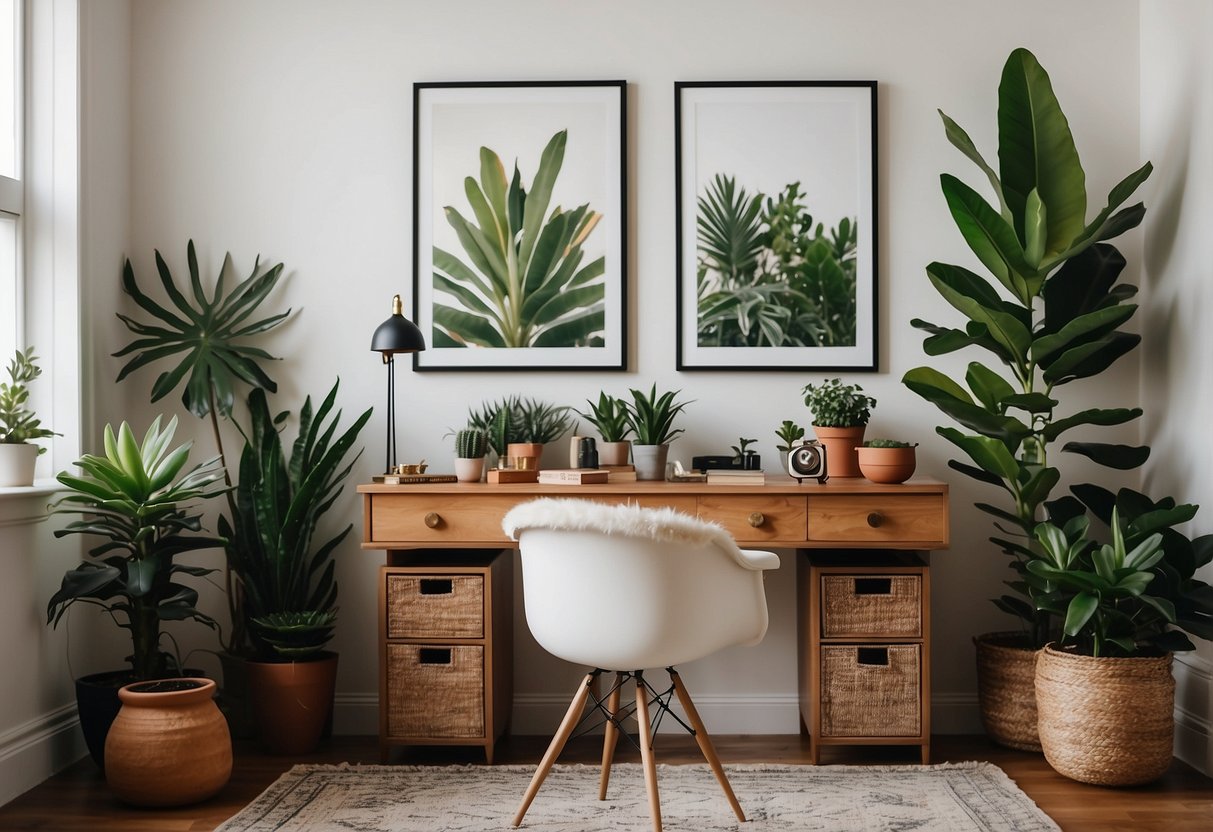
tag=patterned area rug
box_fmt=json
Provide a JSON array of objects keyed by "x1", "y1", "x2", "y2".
[{"x1": 216, "y1": 762, "x2": 1059, "y2": 831}]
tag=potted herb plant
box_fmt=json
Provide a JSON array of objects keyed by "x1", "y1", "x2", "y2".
[
  {"x1": 219, "y1": 380, "x2": 370, "y2": 754},
  {"x1": 731, "y1": 437, "x2": 759, "y2": 470},
  {"x1": 774, "y1": 420, "x2": 805, "y2": 473},
  {"x1": 454, "y1": 427, "x2": 487, "y2": 482},
  {"x1": 856, "y1": 439, "x2": 917, "y2": 484},
  {"x1": 0, "y1": 347, "x2": 56, "y2": 486},
  {"x1": 801, "y1": 378, "x2": 875, "y2": 478},
  {"x1": 47, "y1": 415, "x2": 226, "y2": 765},
  {"x1": 623, "y1": 384, "x2": 692, "y2": 480},
  {"x1": 1029, "y1": 507, "x2": 1213, "y2": 785},
  {"x1": 578, "y1": 392, "x2": 633, "y2": 466},
  {"x1": 902, "y1": 48, "x2": 1152, "y2": 751}
]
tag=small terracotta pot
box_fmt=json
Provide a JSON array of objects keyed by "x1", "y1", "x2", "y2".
[
  {"x1": 812, "y1": 425, "x2": 866, "y2": 478},
  {"x1": 454, "y1": 456, "x2": 485, "y2": 482},
  {"x1": 598, "y1": 440, "x2": 631, "y2": 467},
  {"x1": 506, "y1": 442, "x2": 544, "y2": 471},
  {"x1": 104, "y1": 677, "x2": 232, "y2": 806},
  {"x1": 247, "y1": 652, "x2": 338, "y2": 755},
  {"x1": 856, "y1": 445, "x2": 917, "y2": 483}
]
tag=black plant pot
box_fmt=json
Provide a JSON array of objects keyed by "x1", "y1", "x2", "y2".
[{"x1": 75, "y1": 668, "x2": 207, "y2": 766}]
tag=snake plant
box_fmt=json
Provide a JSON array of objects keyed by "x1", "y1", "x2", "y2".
[{"x1": 433, "y1": 130, "x2": 606, "y2": 349}]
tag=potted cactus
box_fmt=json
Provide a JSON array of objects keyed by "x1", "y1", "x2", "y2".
[{"x1": 454, "y1": 427, "x2": 487, "y2": 482}]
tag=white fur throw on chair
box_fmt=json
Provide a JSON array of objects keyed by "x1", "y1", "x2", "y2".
[{"x1": 503, "y1": 497, "x2": 765, "y2": 569}]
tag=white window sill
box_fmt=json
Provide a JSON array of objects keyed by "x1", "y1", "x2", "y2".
[{"x1": 0, "y1": 479, "x2": 63, "y2": 527}]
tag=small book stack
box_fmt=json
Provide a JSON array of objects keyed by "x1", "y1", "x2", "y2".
[
  {"x1": 705, "y1": 468, "x2": 766, "y2": 486},
  {"x1": 537, "y1": 468, "x2": 609, "y2": 485},
  {"x1": 487, "y1": 468, "x2": 540, "y2": 484},
  {"x1": 374, "y1": 473, "x2": 459, "y2": 485},
  {"x1": 601, "y1": 464, "x2": 637, "y2": 483}
]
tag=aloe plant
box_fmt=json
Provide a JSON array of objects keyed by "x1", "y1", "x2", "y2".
[
  {"x1": 218, "y1": 380, "x2": 371, "y2": 662},
  {"x1": 48, "y1": 416, "x2": 227, "y2": 680},
  {"x1": 578, "y1": 392, "x2": 632, "y2": 443},
  {"x1": 623, "y1": 384, "x2": 692, "y2": 446},
  {"x1": 433, "y1": 129, "x2": 606, "y2": 349},
  {"x1": 902, "y1": 48, "x2": 1152, "y2": 647}
]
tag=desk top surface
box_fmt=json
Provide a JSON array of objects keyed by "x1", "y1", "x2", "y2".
[{"x1": 357, "y1": 476, "x2": 947, "y2": 496}]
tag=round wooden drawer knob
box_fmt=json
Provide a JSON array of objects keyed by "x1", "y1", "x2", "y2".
[
  {"x1": 424, "y1": 512, "x2": 442, "y2": 529},
  {"x1": 748, "y1": 511, "x2": 765, "y2": 528},
  {"x1": 867, "y1": 512, "x2": 884, "y2": 528}
]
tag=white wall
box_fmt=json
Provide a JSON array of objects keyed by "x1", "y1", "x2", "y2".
[
  {"x1": 1141, "y1": 0, "x2": 1213, "y2": 776},
  {"x1": 41, "y1": 0, "x2": 1144, "y2": 755}
]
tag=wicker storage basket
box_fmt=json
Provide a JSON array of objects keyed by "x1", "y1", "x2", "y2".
[
  {"x1": 386, "y1": 644, "x2": 484, "y2": 738},
  {"x1": 1035, "y1": 644, "x2": 1174, "y2": 786},
  {"x1": 387, "y1": 575, "x2": 484, "y2": 639},
  {"x1": 821, "y1": 644, "x2": 920, "y2": 737},
  {"x1": 974, "y1": 631, "x2": 1042, "y2": 752},
  {"x1": 821, "y1": 575, "x2": 921, "y2": 637}
]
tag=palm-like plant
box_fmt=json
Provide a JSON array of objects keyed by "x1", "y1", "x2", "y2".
[
  {"x1": 578, "y1": 392, "x2": 632, "y2": 443},
  {"x1": 48, "y1": 416, "x2": 227, "y2": 680},
  {"x1": 219, "y1": 380, "x2": 371, "y2": 661},
  {"x1": 624, "y1": 384, "x2": 692, "y2": 446},
  {"x1": 434, "y1": 129, "x2": 606, "y2": 349},
  {"x1": 113, "y1": 240, "x2": 292, "y2": 652}
]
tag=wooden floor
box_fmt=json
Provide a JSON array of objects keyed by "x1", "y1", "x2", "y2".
[{"x1": 0, "y1": 734, "x2": 1209, "y2": 831}]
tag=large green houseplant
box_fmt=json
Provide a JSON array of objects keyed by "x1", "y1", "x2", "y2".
[
  {"x1": 0, "y1": 347, "x2": 56, "y2": 486},
  {"x1": 47, "y1": 415, "x2": 226, "y2": 763},
  {"x1": 219, "y1": 380, "x2": 370, "y2": 753},
  {"x1": 1029, "y1": 506, "x2": 1213, "y2": 784},
  {"x1": 901, "y1": 47, "x2": 1152, "y2": 750},
  {"x1": 113, "y1": 240, "x2": 292, "y2": 655}
]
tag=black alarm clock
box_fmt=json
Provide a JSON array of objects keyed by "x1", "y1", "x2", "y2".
[{"x1": 786, "y1": 439, "x2": 828, "y2": 483}]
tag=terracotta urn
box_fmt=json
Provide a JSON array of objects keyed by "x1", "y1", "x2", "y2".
[
  {"x1": 812, "y1": 425, "x2": 866, "y2": 478},
  {"x1": 104, "y1": 677, "x2": 232, "y2": 806}
]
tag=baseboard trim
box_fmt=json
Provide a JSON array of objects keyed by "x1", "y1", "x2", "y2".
[
  {"x1": 0, "y1": 704, "x2": 87, "y2": 806},
  {"x1": 334, "y1": 690, "x2": 986, "y2": 738}
]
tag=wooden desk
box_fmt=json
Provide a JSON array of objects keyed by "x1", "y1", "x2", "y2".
[{"x1": 359, "y1": 477, "x2": 949, "y2": 762}]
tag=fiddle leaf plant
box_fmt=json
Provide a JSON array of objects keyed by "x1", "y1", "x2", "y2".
[
  {"x1": 902, "y1": 48, "x2": 1152, "y2": 648},
  {"x1": 48, "y1": 416, "x2": 227, "y2": 680},
  {"x1": 433, "y1": 129, "x2": 606, "y2": 349}
]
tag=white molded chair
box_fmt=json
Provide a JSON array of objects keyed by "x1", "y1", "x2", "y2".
[{"x1": 503, "y1": 498, "x2": 779, "y2": 831}]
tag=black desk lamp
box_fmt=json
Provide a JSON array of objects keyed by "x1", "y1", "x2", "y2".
[{"x1": 370, "y1": 294, "x2": 426, "y2": 474}]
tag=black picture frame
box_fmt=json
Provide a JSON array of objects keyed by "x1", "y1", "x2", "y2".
[
  {"x1": 413, "y1": 81, "x2": 628, "y2": 371},
  {"x1": 674, "y1": 81, "x2": 878, "y2": 371}
]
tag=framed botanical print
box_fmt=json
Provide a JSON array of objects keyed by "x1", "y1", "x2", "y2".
[
  {"x1": 675, "y1": 81, "x2": 878, "y2": 371},
  {"x1": 413, "y1": 81, "x2": 627, "y2": 371}
]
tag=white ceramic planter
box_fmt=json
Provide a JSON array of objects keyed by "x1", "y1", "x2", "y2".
[
  {"x1": 454, "y1": 457, "x2": 485, "y2": 483},
  {"x1": 0, "y1": 443, "x2": 38, "y2": 487},
  {"x1": 631, "y1": 444, "x2": 668, "y2": 481}
]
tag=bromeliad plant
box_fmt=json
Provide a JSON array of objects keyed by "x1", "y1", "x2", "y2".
[
  {"x1": 433, "y1": 129, "x2": 606, "y2": 349},
  {"x1": 623, "y1": 384, "x2": 692, "y2": 446},
  {"x1": 48, "y1": 416, "x2": 227, "y2": 680},
  {"x1": 113, "y1": 240, "x2": 292, "y2": 653},
  {"x1": 219, "y1": 381, "x2": 371, "y2": 661},
  {"x1": 902, "y1": 48, "x2": 1153, "y2": 647}
]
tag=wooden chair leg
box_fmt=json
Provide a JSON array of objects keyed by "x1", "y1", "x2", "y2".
[
  {"x1": 670, "y1": 669, "x2": 745, "y2": 823},
  {"x1": 634, "y1": 671, "x2": 662, "y2": 832},
  {"x1": 599, "y1": 672, "x2": 625, "y2": 800},
  {"x1": 513, "y1": 673, "x2": 595, "y2": 828}
]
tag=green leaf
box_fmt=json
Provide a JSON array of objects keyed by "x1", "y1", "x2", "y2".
[
  {"x1": 997, "y1": 48, "x2": 1086, "y2": 255},
  {"x1": 926, "y1": 262, "x2": 1032, "y2": 359},
  {"x1": 1062, "y1": 441, "x2": 1150, "y2": 470},
  {"x1": 947, "y1": 459, "x2": 1008, "y2": 488},
  {"x1": 1022, "y1": 188, "x2": 1046, "y2": 270},
  {"x1": 1043, "y1": 331, "x2": 1140, "y2": 385},
  {"x1": 938, "y1": 109, "x2": 1010, "y2": 220},
  {"x1": 940, "y1": 173, "x2": 1032, "y2": 302},
  {"x1": 519, "y1": 130, "x2": 567, "y2": 270},
  {"x1": 965, "y1": 363, "x2": 1016, "y2": 412},
  {"x1": 936, "y1": 426, "x2": 1020, "y2": 481},
  {"x1": 1040, "y1": 163, "x2": 1153, "y2": 270},
  {"x1": 1000, "y1": 393, "x2": 1058, "y2": 413},
  {"x1": 1032, "y1": 304, "x2": 1137, "y2": 366},
  {"x1": 904, "y1": 367, "x2": 1031, "y2": 443},
  {"x1": 1041, "y1": 407, "x2": 1142, "y2": 442},
  {"x1": 1042, "y1": 243, "x2": 1127, "y2": 334},
  {"x1": 1063, "y1": 592, "x2": 1099, "y2": 636}
]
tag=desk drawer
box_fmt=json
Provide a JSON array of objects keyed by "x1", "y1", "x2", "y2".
[
  {"x1": 807, "y1": 495, "x2": 946, "y2": 544},
  {"x1": 822, "y1": 574, "x2": 922, "y2": 638},
  {"x1": 387, "y1": 574, "x2": 483, "y2": 639},
  {"x1": 370, "y1": 495, "x2": 517, "y2": 543},
  {"x1": 386, "y1": 644, "x2": 485, "y2": 738},
  {"x1": 698, "y1": 495, "x2": 806, "y2": 544},
  {"x1": 821, "y1": 644, "x2": 921, "y2": 737}
]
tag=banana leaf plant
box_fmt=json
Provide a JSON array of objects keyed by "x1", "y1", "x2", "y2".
[
  {"x1": 219, "y1": 380, "x2": 371, "y2": 661},
  {"x1": 902, "y1": 48, "x2": 1153, "y2": 648},
  {"x1": 113, "y1": 240, "x2": 292, "y2": 653},
  {"x1": 433, "y1": 129, "x2": 606, "y2": 349},
  {"x1": 48, "y1": 416, "x2": 227, "y2": 680}
]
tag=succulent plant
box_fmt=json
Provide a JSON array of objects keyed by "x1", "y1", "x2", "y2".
[{"x1": 455, "y1": 428, "x2": 487, "y2": 459}]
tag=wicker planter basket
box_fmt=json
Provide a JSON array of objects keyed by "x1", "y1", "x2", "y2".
[
  {"x1": 1035, "y1": 644, "x2": 1174, "y2": 786},
  {"x1": 974, "y1": 632, "x2": 1042, "y2": 752}
]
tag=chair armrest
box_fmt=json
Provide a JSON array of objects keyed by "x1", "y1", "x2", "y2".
[{"x1": 735, "y1": 548, "x2": 780, "y2": 571}]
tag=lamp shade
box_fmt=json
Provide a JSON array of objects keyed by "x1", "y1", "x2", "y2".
[{"x1": 371, "y1": 295, "x2": 426, "y2": 354}]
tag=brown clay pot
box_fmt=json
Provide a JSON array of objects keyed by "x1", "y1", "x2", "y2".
[
  {"x1": 247, "y1": 652, "x2": 338, "y2": 755},
  {"x1": 812, "y1": 425, "x2": 866, "y2": 478},
  {"x1": 598, "y1": 440, "x2": 631, "y2": 467},
  {"x1": 974, "y1": 631, "x2": 1042, "y2": 752},
  {"x1": 104, "y1": 677, "x2": 232, "y2": 806},
  {"x1": 856, "y1": 445, "x2": 917, "y2": 483},
  {"x1": 506, "y1": 442, "x2": 544, "y2": 471}
]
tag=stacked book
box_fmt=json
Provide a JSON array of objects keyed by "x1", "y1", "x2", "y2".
[
  {"x1": 705, "y1": 468, "x2": 766, "y2": 486},
  {"x1": 537, "y1": 468, "x2": 609, "y2": 485},
  {"x1": 601, "y1": 463, "x2": 637, "y2": 483}
]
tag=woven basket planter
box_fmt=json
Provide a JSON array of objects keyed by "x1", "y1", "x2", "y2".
[
  {"x1": 1035, "y1": 644, "x2": 1174, "y2": 786},
  {"x1": 974, "y1": 632, "x2": 1042, "y2": 752}
]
